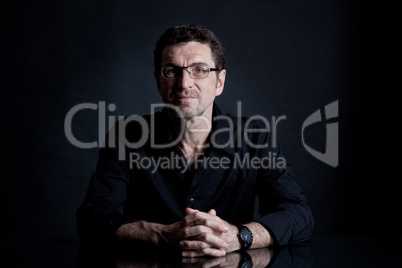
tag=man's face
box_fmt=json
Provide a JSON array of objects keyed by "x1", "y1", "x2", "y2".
[{"x1": 155, "y1": 41, "x2": 226, "y2": 120}]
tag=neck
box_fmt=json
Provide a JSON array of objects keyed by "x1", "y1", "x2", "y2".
[
  {"x1": 182, "y1": 115, "x2": 212, "y2": 149},
  {"x1": 168, "y1": 107, "x2": 213, "y2": 164},
  {"x1": 169, "y1": 113, "x2": 212, "y2": 148}
]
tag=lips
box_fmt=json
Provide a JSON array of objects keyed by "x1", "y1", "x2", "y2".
[
  {"x1": 177, "y1": 95, "x2": 196, "y2": 99},
  {"x1": 174, "y1": 94, "x2": 198, "y2": 101},
  {"x1": 170, "y1": 90, "x2": 199, "y2": 103}
]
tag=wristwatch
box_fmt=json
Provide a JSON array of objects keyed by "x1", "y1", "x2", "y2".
[{"x1": 236, "y1": 224, "x2": 253, "y2": 249}]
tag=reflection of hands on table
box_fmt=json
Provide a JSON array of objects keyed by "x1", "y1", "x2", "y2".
[{"x1": 181, "y1": 248, "x2": 274, "y2": 268}]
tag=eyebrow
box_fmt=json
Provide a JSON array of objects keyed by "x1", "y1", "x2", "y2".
[{"x1": 163, "y1": 62, "x2": 209, "y2": 67}]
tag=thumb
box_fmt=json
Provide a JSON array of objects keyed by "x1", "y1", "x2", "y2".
[
  {"x1": 208, "y1": 209, "x2": 217, "y2": 216},
  {"x1": 185, "y1": 207, "x2": 197, "y2": 215}
]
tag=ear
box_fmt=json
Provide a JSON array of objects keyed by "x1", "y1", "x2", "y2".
[
  {"x1": 215, "y1": 69, "x2": 226, "y2": 97},
  {"x1": 154, "y1": 71, "x2": 161, "y2": 95}
]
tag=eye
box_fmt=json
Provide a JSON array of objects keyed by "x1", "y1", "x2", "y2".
[
  {"x1": 194, "y1": 66, "x2": 208, "y2": 73},
  {"x1": 165, "y1": 67, "x2": 178, "y2": 74},
  {"x1": 162, "y1": 66, "x2": 180, "y2": 77}
]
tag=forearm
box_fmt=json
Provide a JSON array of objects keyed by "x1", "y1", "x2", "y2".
[
  {"x1": 244, "y1": 222, "x2": 274, "y2": 249},
  {"x1": 115, "y1": 221, "x2": 167, "y2": 245},
  {"x1": 224, "y1": 221, "x2": 273, "y2": 253}
]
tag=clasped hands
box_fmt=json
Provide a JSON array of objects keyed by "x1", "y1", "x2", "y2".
[{"x1": 163, "y1": 207, "x2": 241, "y2": 257}]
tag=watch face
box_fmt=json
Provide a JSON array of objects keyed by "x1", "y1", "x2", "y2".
[{"x1": 240, "y1": 228, "x2": 253, "y2": 244}]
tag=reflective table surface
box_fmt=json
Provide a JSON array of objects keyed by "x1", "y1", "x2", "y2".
[{"x1": 1, "y1": 236, "x2": 401, "y2": 267}]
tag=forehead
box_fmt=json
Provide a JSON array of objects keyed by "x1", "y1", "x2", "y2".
[{"x1": 161, "y1": 41, "x2": 214, "y2": 66}]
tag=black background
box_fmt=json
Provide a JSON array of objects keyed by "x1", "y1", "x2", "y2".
[{"x1": 3, "y1": 1, "x2": 388, "y2": 241}]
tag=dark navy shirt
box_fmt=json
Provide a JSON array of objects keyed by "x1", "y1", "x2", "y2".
[{"x1": 77, "y1": 104, "x2": 314, "y2": 246}]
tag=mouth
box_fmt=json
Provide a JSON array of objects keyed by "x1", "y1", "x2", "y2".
[{"x1": 175, "y1": 95, "x2": 197, "y2": 101}]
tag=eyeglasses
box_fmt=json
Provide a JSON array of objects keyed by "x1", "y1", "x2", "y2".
[{"x1": 161, "y1": 64, "x2": 220, "y2": 79}]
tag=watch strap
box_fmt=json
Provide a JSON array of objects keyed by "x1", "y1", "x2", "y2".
[{"x1": 236, "y1": 224, "x2": 253, "y2": 249}]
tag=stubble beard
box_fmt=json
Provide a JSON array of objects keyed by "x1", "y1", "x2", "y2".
[
  {"x1": 170, "y1": 89, "x2": 200, "y2": 120},
  {"x1": 174, "y1": 101, "x2": 198, "y2": 120}
]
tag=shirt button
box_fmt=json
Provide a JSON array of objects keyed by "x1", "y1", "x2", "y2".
[{"x1": 189, "y1": 197, "x2": 195, "y2": 203}]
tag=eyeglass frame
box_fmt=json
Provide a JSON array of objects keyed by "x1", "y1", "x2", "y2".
[{"x1": 160, "y1": 64, "x2": 221, "y2": 79}]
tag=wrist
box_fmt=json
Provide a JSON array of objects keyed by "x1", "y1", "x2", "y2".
[
  {"x1": 236, "y1": 224, "x2": 253, "y2": 250},
  {"x1": 147, "y1": 222, "x2": 165, "y2": 245},
  {"x1": 226, "y1": 224, "x2": 242, "y2": 253}
]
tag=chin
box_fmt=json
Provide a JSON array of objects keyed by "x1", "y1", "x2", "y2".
[
  {"x1": 166, "y1": 105, "x2": 194, "y2": 119},
  {"x1": 180, "y1": 109, "x2": 197, "y2": 119},
  {"x1": 179, "y1": 106, "x2": 199, "y2": 119}
]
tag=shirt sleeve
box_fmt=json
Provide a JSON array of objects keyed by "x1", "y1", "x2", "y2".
[
  {"x1": 252, "y1": 124, "x2": 314, "y2": 246},
  {"x1": 76, "y1": 123, "x2": 135, "y2": 241},
  {"x1": 256, "y1": 164, "x2": 314, "y2": 246}
]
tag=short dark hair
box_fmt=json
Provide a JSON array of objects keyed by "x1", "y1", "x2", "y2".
[{"x1": 153, "y1": 24, "x2": 225, "y2": 73}]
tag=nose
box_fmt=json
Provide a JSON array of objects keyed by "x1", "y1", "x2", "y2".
[
  {"x1": 176, "y1": 68, "x2": 193, "y2": 90},
  {"x1": 182, "y1": 67, "x2": 191, "y2": 76}
]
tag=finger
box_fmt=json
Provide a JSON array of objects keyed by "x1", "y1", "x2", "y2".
[
  {"x1": 185, "y1": 207, "x2": 198, "y2": 215},
  {"x1": 187, "y1": 208, "x2": 216, "y2": 217},
  {"x1": 202, "y1": 257, "x2": 226, "y2": 268},
  {"x1": 194, "y1": 218, "x2": 229, "y2": 233},
  {"x1": 183, "y1": 210, "x2": 207, "y2": 226},
  {"x1": 208, "y1": 209, "x2": 216, "y2": 216},
  {"x1": 182, "y1": 225, "x2": 213, "y2": 238},
  {"x1": 182, "y1": 224, "x2": 226, "y2": 241},
  {"x1": 200, "y1": 257, "x2": 226, "y2": 268},
  {"x1": 182, "y1": 247, "x2": 226, "y2": 258},
  {"x1": 182, "y1": 257, "x2": 205, "y2": 264},
  {"x1": 184, "y1": 211, "x2": 228, "y2": 233},
  {"x1": 181, "y1": 208, "x2": 198, "y2": 227},
  {"x1": 182, "y1": 250, "x2": 205, "y2": 258},
  {"x1": 179, "y1": 239, "x2": 210, "y2": 250},
  {"x1": 183, "y1": 208, "x2": 202, "y2": 227},
  {"x1": 182, "y1": 256, "x2": 225, "y2": 267},
  {"x1": 181, "y1": 232, "x2": 228, "y2": 249},
  {"x1": 196, "y1": 233, "x2": 228, "y2": 249}
]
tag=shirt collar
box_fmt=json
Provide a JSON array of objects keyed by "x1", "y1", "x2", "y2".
[
  {"x1": 157, "y1": 103, "x2": 237, "y2": 156},
  {"x1": 210, "y1": 104, "x2": 236, "y2": 156}
]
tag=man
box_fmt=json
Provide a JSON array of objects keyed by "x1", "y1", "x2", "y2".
[{"x1": 77, "y1": 24, "x2": 314, "y2": 258}]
